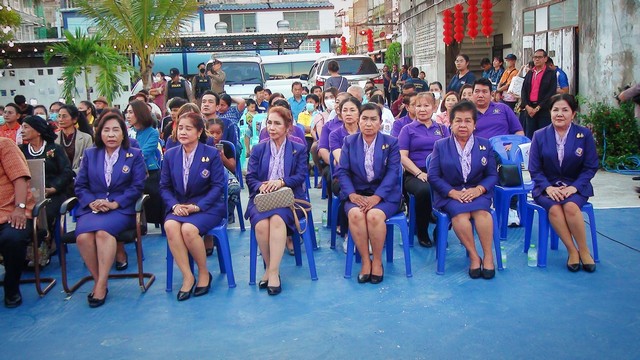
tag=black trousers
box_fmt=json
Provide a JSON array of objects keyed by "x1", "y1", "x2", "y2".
[
  {"x1": 0, "y1": 221, "x2": 32, "y2": 296},
  {"x1": 144, "y1": 170, "x2": 164, "y2": 225},
  {"x1": 524, "y1": 110, "x2": 551, "y2": 140},
  {"x1": 404, "y1": 173, "x2": 432, "y2": 241}
]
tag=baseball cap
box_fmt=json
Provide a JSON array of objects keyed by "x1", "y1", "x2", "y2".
[
  {"x1": 213, "y1": 58, "x2": 222, "y2": 65},
  {"x1": 169, "y1": 68, "x2": 180, "y2": 76},
  {"x1": 505, "y1": 54, "x2": 517, "y2": 61}
]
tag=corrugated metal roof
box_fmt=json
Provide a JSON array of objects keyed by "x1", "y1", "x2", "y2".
[
  {"x1": 202, "y1": 4, "x2": 269, "y2": 11},
  {"x1": 202, "y1": 2, "x2": 333, "y2": 12}
]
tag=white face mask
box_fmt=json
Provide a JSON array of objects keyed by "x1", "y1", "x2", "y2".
[
  {"x1": 433, "y1": 92, "x2": 441, "y2": 100},
  {"x1": 325, "y1": 99, "x2": 336, "y2": 111},
  {"x1": 154, "y1": 76, "x2": 161, "y2": 82},
  {"x1": 37, "y1": 114, "x2": 47, "y2": 120}
]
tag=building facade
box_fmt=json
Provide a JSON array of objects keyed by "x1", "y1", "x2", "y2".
[{"x1": 3, "y1": 0, "x2": 47, "y2": 40}]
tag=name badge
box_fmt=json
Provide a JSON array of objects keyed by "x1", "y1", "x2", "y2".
[
  {"x1": 575, "y1": 148, "x2": 583, "y2": 157},
  {"x1": 122, "y1": 165, "x2": 130, "y2": 173},
  {"x1": 434, "y1": 129, "x2": 442, "y2": 136},
  {"x1": 481, "y1": 156, "x2": 487, "y2": 166},
  {"x1": 493, "y1": 108, "x2": 501, "y2": 114},
  {"x1": 201, "y1": 169, "x2": 210, "y2": 178}
]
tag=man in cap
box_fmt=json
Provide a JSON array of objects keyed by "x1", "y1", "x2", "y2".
[
  {"x1": 93, "y1": 96, "x2": 109, "y2": 116},
  {"x1": 163, "y1": 68, "x2": 195, "y2": 103},
  {"x1": 209, "y1": 59, "x2": 226, "y2": 95},
  {"x1": 496, "y1": 54, "x2": 520, "y2": 110}
]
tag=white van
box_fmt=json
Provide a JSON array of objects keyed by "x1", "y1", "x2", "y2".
[
  {"x1": 262, "y1": 53, "x2": 333, "y2": 98},
  {"x1": 207, "y1": 55, "x2": 265, "y2": 99}
]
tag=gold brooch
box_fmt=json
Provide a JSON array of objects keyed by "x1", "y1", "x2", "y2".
[
  {"x1": 381, "y1": 144, "x2": 389, "y2": 150},
  {"x1": 577, "y1": 133, "x2": 584, "y2": 138},
  {"x1": 479, "y1": 145, "x2": 486, "y2": 151},
  {"x1": 201, "y1": 156, "x2": 210, "y2": 162},
  {"x1": 125, "y1": 153, "x2": 133, "y2": 158}
]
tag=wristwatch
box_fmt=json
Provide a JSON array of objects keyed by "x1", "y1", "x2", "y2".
[{"x1": 16, "y1": 203, "x2": 26, "y2": 209}]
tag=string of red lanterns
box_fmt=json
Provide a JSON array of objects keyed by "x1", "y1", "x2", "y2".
[
  {"x1": 453, "y1": 3, "x2": 465, "y2": 44},
  {"x1": 481, "y1": 0, "x2": 494, "y2": 39},
  {"x1": 467, "y1": 0, "x2": 479, "y2": 41},
  {"x1": 442, "y1": 9, "x2": 453, "y2": 46}
]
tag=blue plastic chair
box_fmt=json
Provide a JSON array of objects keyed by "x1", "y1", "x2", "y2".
[
  {"x1": 426, "y1": 155, "x2": 504, "y2": 275},
  {"x1": 328, "y1": 152, "x2": 342, "y2": 248},
  {"x1": 523, "y1": 201, "x2": 599, "y2": 267},
  {"x1": 489, "y1": 135, "x2": 533, "y2": 241},
  {"x1": 344, "y1": 166, "x2": 412, "y2": 278},
  {"x1": 249, "y1": 218, "x2": 318, "y2": 285},
  {"x1": 220, "y1": 140, "x2": 246, "y2": 231},
  {"x1": 166, "y1": 172, "x2": 236, "y2": 290},
  {"x1": 406, "y1": 193, "x2": 416, "y2": 247}
]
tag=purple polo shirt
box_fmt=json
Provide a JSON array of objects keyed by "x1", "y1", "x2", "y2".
[
  {"x1": 474, "y1": 102, "x2": 523, "y2": 139},
  {"x1": 329, "y1": 125, "x2": 359, "y2": 152},
  {"x1": 398, "y1": 120, "x2": 450, "y2": 171},
  {"x1": 391, "y1": 115, "x2": 414, "y2": 137},
  {"x1": 318, "y1": 117, "x2": 341, "y2": 151}
]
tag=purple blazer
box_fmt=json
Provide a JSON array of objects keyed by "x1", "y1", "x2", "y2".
[
  {"x1": 159, "y1": 142, "x2": 226, "y2": 219},
  {"x1": 245, "y1": 137, "x2": 307, "y2": 216},
  {"x1": 336, "y1": 132, "x2": 401, "y2": 204},
  {"x1": 74, "y1": 146, "x2": 146, "y2": 216},
  {"x1": 529, "y1": 123, "x2": 598, "y2": 198},
  {"x1": 428, "y1": 136, "x2": 498, "y2": 210}
]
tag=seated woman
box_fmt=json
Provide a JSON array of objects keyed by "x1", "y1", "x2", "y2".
[
  {"x1": 529, "y1": 94, "x2": 598, "y2": 272},
  {"x1": 245, "y1": 106, "x2": 307, "y2": 296},
  {"x1": 258, "y1": 99, "x2": 307, "y2": 145},
  {"x1": 165, "y1": 103, "x2": 215, "y2": 150},
  {"x1": 434, "y1": 91, "x2": 460, "y2": 127},
  {"x1": 74, "y1": 113, "x2": 146, "y2": 307},
  {"x1": 335, "y1": 103, "x2": 401, "y2": 284},
  {"x1": 428, "y1": 101, "x2": 499, "y2": 279},
  {"x1": 398, "y1": 92, "x2": 450, "y2": 248},
  {"x1": 160, "y1": 113, "x2": 226, "y2": 301},
  {"x1": 20, "y1": 116, "x2": 74, "y2": 265},
  {"x1": 56, "y1": 105, "x2": 93, "y2": 175}
]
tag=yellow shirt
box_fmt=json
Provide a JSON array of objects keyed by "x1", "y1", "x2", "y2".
[{"x1": 297, "y1": 111, "x2": 313, "y2": 138}]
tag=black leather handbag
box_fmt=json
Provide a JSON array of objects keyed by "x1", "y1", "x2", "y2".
[{"x1": 498, "y1": 164, "x2": 522, "y2": 187}]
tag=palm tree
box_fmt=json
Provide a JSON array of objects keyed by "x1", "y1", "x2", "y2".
[
  {"x1": 76, "y1": 0, "x2": 199, "y2": 90},
  {"x1": 44, "y1": 29, "x2": 133, "y2": 104}
]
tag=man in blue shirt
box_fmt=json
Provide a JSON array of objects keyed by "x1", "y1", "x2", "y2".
[
  {"x1": 253, "y1": 85, "x2": 269, "y2": 113},
  {"x1": 405, "y1": 67, "x2": 429, "y2": 92},
  {"x1": 488, "y1": 56, "x2": 505, "y2": 92},
  {"x1": 546, "y1": 58, "x2": 569, "y2": 94},
  {"x1": 288, "y1": 81, "x2": 307, "y2": 121}
]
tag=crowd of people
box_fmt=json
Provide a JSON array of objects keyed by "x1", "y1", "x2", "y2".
[{"x1": 0, "y1": 49, "x2": 604, "y2": 308}]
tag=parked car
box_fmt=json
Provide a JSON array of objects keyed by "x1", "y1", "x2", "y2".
[
  {"x1": 262, "y1": 52, "x2": 333, "y2": 98},
  {"x1": 307, "y1": 55, "x2": 384, "y2": 91},
  {"x1": 207, "y1": 55, "x2": 265, "y2": 99}
]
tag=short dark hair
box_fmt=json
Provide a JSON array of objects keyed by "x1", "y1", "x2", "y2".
[
  {"x1": 457, "y1": 54, "x2": 470, "y2": 63},
  {"x1": 128, "y1": 100, "x2": 154, "y2": 128},
  {"x1": 368, "y1": 94, "x2": 385, "y2": 106},
  {"x1": 4, "y1": 103, "x2": 19, "y2": 114},
  {"x1": 219, "y1": 94, "x2": 232, "y2": 107},
  {"x1": 49, "y1": 101, "x2": 64, "y2": 111},
  {"x1": 472, "y1": 78, "x2": 493, "y2": 91},
  {"x1": 306, "y1": 94, "x2": 320, "y2": 104},
  {"x1": 360, "y1": 102, "x2": 382, "y2": 120},
  {"x1": 268, "y1": 92, "x2": 285, "y2": 105},
  {"x1": 546, "y1": 57, "x2": 555, "y2": 66},
  {"x1": 245, "y1": 99, "x2": 257, "y2": 108},
  {"x1": 549, "y1": 93, "x2": 578, "y2": 112},
  {"x1": 291, "y1": 81, "x2": 303, "y2": 90},
  {"x1": 402, "y1": 83, "x2": 416, "y2": 91},
  {"x1": 13, "y1": 95, "x2": 26, "y2": 105},
  {"x1": 459, "y1": 84, "x2": 474, "y2": 98},
  {"x1": 450, "y1": 100, "x2": 477, "y2": 124},
  {"x1": 493, "y1": 56, "x2": 504, "y2": 64},
  {"x1": 534, "y1": 49, "x2": 548, "y2": 57},
  {"x1": 168, "y1": 97, "x2": 189, "y2": 110},
  {"x1": 480, "y1": 57, "x2": 491, "y2": 66},
  {"x1": 201, "y1": 90, "x2": 219, "y2": 105},
  {"x1": 95, "y1": 112, "x2": 131, "y2": 149},
  {"x1": 410, "y1": 67, "x2": 419, "y2": 77},
  {"x1": 328, "y1": 60, "x2": 340, "y2": 73},
  {"x1": 272, "y1": 99, "x2": 291, "y2": 110},
  {"x1": 340, "y1": 96, "x2": 362, "y2": 113},
  {"x1": 254, "y1": 85, "x2": 264, "y2": 94},
  {"x1": 178, "y1": 112, "x2": 209, "y2": 143},
  {"x1": 197, "y1": 62, "x2": 205, "y2": 68},
  {"x1": 33, "y1": 105, "x2": 48, "y2": 118},
  {"x1": 310, "y1": 85, "x2": 321, "y2": 94},
  {"x1": 429, "y1": 81, "x2": 443, "y2": 91}
]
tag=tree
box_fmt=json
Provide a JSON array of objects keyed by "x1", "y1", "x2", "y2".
[
  {"x1": 0, "y1": 6, "x2": 21, "y2": 44},
  {"x1": 385, "y1": 42, "x2": 401, "y2": 69},
  {"x1": 76, "y1": 0, "x2": 199, "y2": 90},
  {"x1": 44, "y1": 29, "x2": 134, "y2": 104}
]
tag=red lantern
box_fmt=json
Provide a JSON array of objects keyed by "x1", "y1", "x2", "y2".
[
  {"x1": 467, "y1": 0, "x2": 479, "y2": 41},
  {"x1": 442, "y1": 9, "x2": 453, "y2": 46},
  {"x1": 315, "y1": 40, "x2": 321, "y2": 53},
  {"x1": 367, "y1": 28, "x2": 374, "y2": 52},
  {"x1": 453, "y1": 4, "x2": 464, "y2": 44},
  {"x1": 340, "y1": 36, "x2": 347, "y2": 55},
  {"x1": 481, "y1": 0, "x2": 494, "y2": 38}
]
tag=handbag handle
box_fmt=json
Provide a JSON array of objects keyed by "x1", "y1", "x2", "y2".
[{"x1": 291, "y1": 199, "x2": 312, "y2": 235}]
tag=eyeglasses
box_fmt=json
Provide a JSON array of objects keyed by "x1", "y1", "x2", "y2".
[{"x1": 532, "y1": 55, "x2": 545, "y2": 59}]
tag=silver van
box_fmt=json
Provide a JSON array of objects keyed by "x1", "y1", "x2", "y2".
[
  {"x1": 207, "y1": 55, "x2": 265, "y2": 99},
  {"x1": 307, "y1": 55, "x2": 384, "y2": 90}
]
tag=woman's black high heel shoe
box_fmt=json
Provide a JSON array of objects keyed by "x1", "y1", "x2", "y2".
[
  {"x1": 88, "y1": 289, "x2": 108, "y2": 308},
  {"x1": 357, "y1": 271, "x2": 371, "y2": 283},
  {"x1": 581, "y1": 255, "x2": 596, "y2": 273},
  {"x1": 177, "y1": 282, "x2": 195, "y2": 301},
  {"x1": 194, "y1": 273, "x2": 213, "y2": 297},
  {"x1": 370, "y1": 266, "x2": 384, "y2": 284},
  {"x1": 267, "y1": 275, "x2": 282, "y2": 295},
  {"x1": 258, "y1": 279, "x2": 268, "y2": 289},
  {"x1": 567, "y1": 256, "x2": 580, "y2": 272}
]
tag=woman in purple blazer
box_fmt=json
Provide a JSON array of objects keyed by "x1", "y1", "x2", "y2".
[
  {"x1": 160, "y1": 113, "x2": 226, "y2": 301},
  {"x1": 529, "y1": 94, "x2": 598, "y2": 272},
  {"x1": 74, "y1": 113, "x2": 146, "y2": 307},
  {"x1": 336, "y1": 103, "x2": 401, "y2": 284},
  {"x1": 428, "y1": 101, "x2": 499, "y2": 279},
  {"x1": 245, "y1": 106, "x2": 307, "y2": 296}
]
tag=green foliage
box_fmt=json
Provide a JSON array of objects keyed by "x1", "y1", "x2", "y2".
[
  {"x1": 44, "y1": 29, "x2": 134, "y2": 104},
  {"x1": 0, "y1": 8, "x2": 21, "y2": 43},
  {"x1": 579, "y1": 100, "x2": 640, "y2": 169},
  {"x1": 76, "y1": 0, "x2": 199, "y2": 89},
  {"x1": 384, "y1": 42, "x2": 401, "y2": 69}
]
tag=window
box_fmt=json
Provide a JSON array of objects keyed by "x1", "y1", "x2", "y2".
[
  {"x1": 535, "y1": 7, "x2": 548, "y2": 32},
  {"x1": 320, "y1": 58, "x2": 379, "y2": 76},
  {"x1": 264, "y1": 61, "x2": 315, "y2": 80},
  {"x1": 219, "y1": 14, "x2": 257, "y2": 33},
  {"x1": 283, "y1": 11, "x2": 320, "y2": 31},
  {"x1": 549, "y1": 0, "x2": 578, "y2": 29}
]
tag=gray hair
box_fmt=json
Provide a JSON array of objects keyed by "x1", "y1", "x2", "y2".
[{"x1": 347, "y1": 85, "x2": 364, "y2": 102}]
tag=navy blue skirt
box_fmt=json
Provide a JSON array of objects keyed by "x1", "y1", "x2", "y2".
[
  {"x1": 75, "y1": 211, "x2": 136, "y2": 237},
  {"x1": 164, "y1": 212, "x2": 223, "y2": 235},
  {"x1": 441, "y1": 197, "x2": 493, "y2": 217},
  {"x1": 344, "y1": 200, "x2": 401, "y2": 219},
  {"x1": 246, "y1": 202, "x2": 303, "y2": 233},
  {"x1": 534, "y1": 193, "x2": 588, "y2": 212}
]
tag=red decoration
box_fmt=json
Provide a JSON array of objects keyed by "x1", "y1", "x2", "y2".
[
  {"x1": 379, "y1": 31, "x2": 386, "y2": 38},
  {"x1": 367, "y1": 28, "x2": 374, "y2": 52},
  {"x1": 453, "y1": 4, "x2": 465, "y2": 44},
  {"x1": 481, "y1": 0, "x2": 494, "y2": 38},
  {"x1": 467, "y1": 0, "x2": 479, "y2": 41},
  {"x1": 442, "y1": 9, "x2": 453, "y2": 46},
  {"x1": 315, "y1": 40, "x2": 321, "y2": 53},
  {"x1": 341, "y1": 36, "x2": 347, "y2": 55}
]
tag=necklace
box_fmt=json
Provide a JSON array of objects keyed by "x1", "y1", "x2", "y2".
[
  {"x1": 62, "y1": 130, "x2": 76, "y2": 147},
  {"x1": 28, "y1": 140, "x2": 47, "y2": 157}
]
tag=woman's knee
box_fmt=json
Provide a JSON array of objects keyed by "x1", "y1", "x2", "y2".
[
  {"x1": 180, "y1": 223, "x2": 201, "y2": 241},
  {"x1": 365, "y1": 209, "x2": 386, "y2": 225},
  {"x1": 95, "y1": 230, "x2": 114, "y2": 243},
  {"x1": 562, "y1": 202, "x2": 581, "y2": 218},
  {"x1": 348, "y1": 208, "x2": 365, "y2": 223}
]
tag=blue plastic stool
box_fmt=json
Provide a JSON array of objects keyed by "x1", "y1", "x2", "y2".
[
  {"x1": 524, "y1": 201, "x2": 599, "y2": 267},
  {"x1": 249, "y1": 218, "x2": 318, "y2": 285}
]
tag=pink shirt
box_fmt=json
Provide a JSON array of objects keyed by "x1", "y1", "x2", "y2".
[{"x1": 529, "y1": 66, "x2": 546, "y2": 103}]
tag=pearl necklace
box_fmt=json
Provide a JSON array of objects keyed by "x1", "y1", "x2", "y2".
[
  {"x1": 62, "y1": 130, "x2": 76, "y2": 147},
  {"x1": 28, "y1": 140, "x2": 47, "y2": 157}
]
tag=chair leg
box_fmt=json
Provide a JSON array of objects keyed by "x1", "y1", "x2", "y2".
[
  {"x1": 292, "y1": 232, "x2": 303, "y2": 266},
  {"x1": 215, "y1": 234, "x2": 237, "y2": 288},
  {"x1": 166, "y1": 243, "x2": 174, "y2": 292},
  {"x1": 524, "y1": 204, "x2": 535, "y2": 253},
  {"x1": 536, "y1": 208, "x2": 549, "y2": 268},
  {"x1": 491, "y1": 210, "x2": 504, "y2": 270},
  {"x1": 236, "y1": 202, "x2": 246, "y2": 231},
  {"x1": 585, "y1": 205, "x2": 599, "y2": 262},
  {"x1": 408, "y1": 195, "x2": 416, "y2": 246},
  {"x1": 385, "y1": 226, "x2": 394, "y2": 263},
  {"x1": 249, "y1": 229, "x2": 257, "y2": 285},
  {"x1": 330, "y1": 197, "x2": 340, "y2": 249},
  {"x1": 302, "y1": 229, "x2": 318, "y2": 280},
  {"x1": 435, "y1": 215, "x2": 449, "y2": 275},
  {"x1": 397, "y1": 222, "x2": 412, "y2": 277},
  {"x1": 344, "y1": 231, "x2": 354, "y2": 278},
  {"x1": 499, "y1": 192, "x2": 510, "y2": 241}
]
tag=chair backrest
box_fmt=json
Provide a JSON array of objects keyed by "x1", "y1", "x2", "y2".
[
  {"x1": 219, "y1": 140, "x2": 241, "y2": 182},
  {"x1": 489, "y1": 135, "x2": 530, "y2": 165},
  {"x1": 251, "y1": 113, "x2": 267, "y2": 147},
  {"x1": 27, "y1": 159, "x2": 47, "y2": 229}
]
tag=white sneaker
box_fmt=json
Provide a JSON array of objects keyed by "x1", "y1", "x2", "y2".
[
  {"x1": 342, "y1": 238, "x2": 348, "y2": 254},
  {"x1": 508, "y1": 209, "x2": 520, "y2": 227}
]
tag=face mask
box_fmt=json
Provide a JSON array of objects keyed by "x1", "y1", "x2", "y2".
[
  {"x1": 433, "y1": 92, "x2": 441, "y2": 100},
  {"x1": 154, "y1": 76, "x2": 161, "y2": 82},
  {"x1": 49, "y1": 113, "x2": 58, "y2": 121},
  {"x1": 362, "y1": 96, "x2": 368, "y2": 105},
  {"x1": 37, "y1": 114, "x2": 47, "y2": 121},
  {"x1": 325, "y1": 99, "x2": 335, "y2": 111},
  {"x1": 199, "y1": 68, "x2": 205, "y2": 74},
  {"x1": 305, "y1": 103, "x2": 315, "y2": 112},
  {"x1": 0, "y1": 116, "x2": 4, "y2": 126}
]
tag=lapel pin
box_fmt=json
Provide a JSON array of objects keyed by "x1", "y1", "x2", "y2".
[
  {"x1": 577, "y1": 133, "x2": 584, "y2": 138},
  {"x1": 575, "y1": 148, "x2": 583, "y2": 157},
  {"x1": 122, "y1": 165, "x2": 130, "y2": 173},
  {"x1": 126, "y1": 152, "x2": 133, "y2": 158},
  {"x1": 481, "y1": 156, "x2": 487, "y2": 166},
  {"x1": 201, "y1": 169, "x2": 210, "y2": 178},
  {"x1": 479, "y1": 145, "x2": 486, "y2": 151}
]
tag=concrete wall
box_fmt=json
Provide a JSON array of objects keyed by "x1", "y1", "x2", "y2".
[{"x1": 203, "y1": 9, "x2": 336, "y2": 35}]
